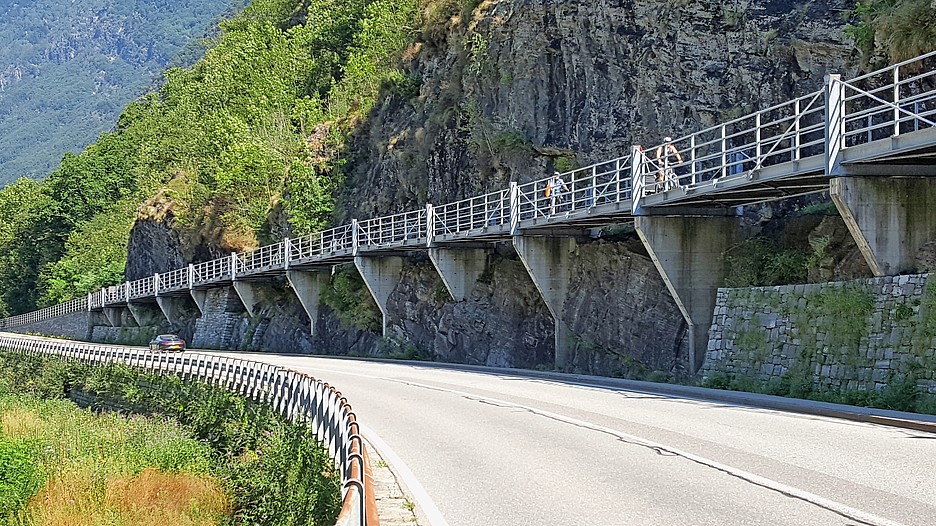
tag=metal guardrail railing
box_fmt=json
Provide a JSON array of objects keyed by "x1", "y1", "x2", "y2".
[
  {"x1": 636, "y1": 89, "x2": 826, "y2": 194},
  {"x1": 433, "y1": 189, "x2": 510, "y2": 236},
  {"x1": 516, "y1": 155, "x2": 633, "y2": 222},
  {"x1": 0, "y1": 333, "x2": 375, "y2": 526},
  {"x1": 128, "y1": 277, "x2": 156, "y2": 300},
  {"x1": 358, "y1": 208, "x2": 428, "y2": 248},
  {"x1": 159, "y1": 267, "x2": 189, "y2": 292},
  {"x1": 3, "y1": 50, "x2": 936, "y2": 329},
  {"x1": 842, "y1": 50, "x2": 936, "y2": 146},
  {"x1": 0, "y1": 297, "x2": 87, "y2": 329},
  {"x1": 237, "y1": 241, "x2": 286, "y2": 275},
  {"x1": 193, "y1": 257, "x2": 232, "y2": 284}
]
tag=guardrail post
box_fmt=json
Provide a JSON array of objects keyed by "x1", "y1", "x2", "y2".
[
  {"x1": 188, "y1": 264, "x2": 195, "y2": 288},
  {"x1": 352, "y1": 219, "x2": 360, "y2": 256},
  {"x1": 284, "y1": 238, "x2": 291, "y2": 270},
  {"x1": 630, "y1": 145, "x2": 643, "y2": 215},
  {"x1": 426, "y1": 204, "x2": 435, "y2": 247},
  {"x1": 793, "y1": 98, "x2": 801, "y2": 161},
  {"x1": 720, "y1": 124, "x2": 727, "y2": 179},
  {"x1": 509, "y1": 182, "x2": 519, "y2": 236},
  {"x1": 893, "y1": 65, "x2": 900, "y2": 136},
  {"x1": 153, "y1": 273, "x2": 159, "y2": 296},
  {"x1": 231, "y1": 253, "x2": 238, "y2": 280},
  {"x1": 755, "y1": 112, "x2": 762, "y2": 163},
  {"x1": 825, "y1": 73, "x2": 845, "y2": 177},
  {"x1": 689, "y1": 135, "x2": 697, "y2": 184}
]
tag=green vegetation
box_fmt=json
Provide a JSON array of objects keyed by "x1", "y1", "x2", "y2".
[
  {"x1": 321, "y1": 266, "x2": 382, "y2": 331},
  {"x1": 0, "y1": 350, "x2": 342, "y2": 525},
  {"x1": 0, "y1": 0, "x2": 429, "y2": 316},
  {"x1": 724, "y1": 237, "x2": 809, "y2": 287},
  {"x1": 0, "y1": 0, "x2": 237, "y2": 184},
  {"x1": 845, "y1": 0, "x2": 936, "y2": 69}
]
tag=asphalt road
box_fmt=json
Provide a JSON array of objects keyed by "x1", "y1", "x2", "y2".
[{"x1": 207, "y1": 353, "x2": 936, "y2": 526}]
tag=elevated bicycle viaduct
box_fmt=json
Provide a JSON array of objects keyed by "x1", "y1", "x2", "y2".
[{"x1": 4, "y1": 52, "x2": 936, "y2": 390}]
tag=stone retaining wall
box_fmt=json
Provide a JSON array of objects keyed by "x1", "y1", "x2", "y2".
[
  {"x1": 3, "y1": 311, "x2": 92, "y2": 341},
  {"x1": 703, "y1": 274, "x2": 936, "y2": 399}
]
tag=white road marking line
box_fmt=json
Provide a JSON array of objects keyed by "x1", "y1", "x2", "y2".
[
  {"x1": 361, "y1": 424, "x2": 451, "y2": 526},
  {"x1": 304, "y1": 365, "x2": 910, "y2": 526}
]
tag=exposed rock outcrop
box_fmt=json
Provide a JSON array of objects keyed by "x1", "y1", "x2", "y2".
[{"x1": 121, "y1": 0, "x2": 864, "y2": 377}]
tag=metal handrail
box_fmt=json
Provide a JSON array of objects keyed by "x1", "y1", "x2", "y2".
[
  {"x1": 433, "y1": 188, "x2": 510, "y2": 235},
  {"x1": 0, "y1": 333, "x2": 374, "y2": 526},
  {"x1": 358, "y1": 208, "x2": 427, "y2": 248},
  {"x1": 237, "y1": 241, "x2": 286, "y2": 274}
]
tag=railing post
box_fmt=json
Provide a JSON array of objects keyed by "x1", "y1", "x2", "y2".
[
  {"x1": 825, "y1": 73, "x2": 845, "y2": 177},
  {"x1": 123, "y1": 282, "x2": 130, "y2": 303},
  {"x1": 689, "y1": 135, "x2": 697, "y2": 184},
  {"x1": 188, "y1": 263, "x2": 195, "y2": 288},
  {"x1": 352, "y1": 219, "x2": 360, "y2": 256},
  {"x1": 793, "y1": 98, "x2": 801, "y2": 161},
  {"x1": 893, "y1": 65, "x2": 900, "y2": 136},
  {"x1": 426, "y1": 204, "x2": 435, "y2": 247},
  {"x1": 720, "y1": 124, "x2": 727, "y2": 179},
  {"x1": 590, "y1": 165, "x2": 597, "y2": 207},
  {"x1": 630, "y1": 145, "x2": 643, "y2": 214},
  {"x1": 87, "y1": 292, "x2": 92, "y2": 311},
  {"x1": 231, "y1": 253, "x2": 238, "y2": 280},
  {"x1": 284, "y1": 237, "x2": 291, "y2": 270},
  {"x1": 509, "y1": 182, "x2": 519, "y2": 236},
  {"x1": 755, "y1": 112, "x2": 762, "y2": 164},
  {"x1": 153, "y1": 273, "x2": 159, "y2": 296}
]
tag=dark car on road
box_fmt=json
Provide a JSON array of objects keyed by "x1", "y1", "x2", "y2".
[{"x1": 149, "y1": 334, "x2": 185, "y2": 352}]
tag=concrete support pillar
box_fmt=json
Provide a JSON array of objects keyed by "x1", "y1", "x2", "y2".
[
  {"x1": 127, "y1": 302, "x2": 164, "y2": 326},
  {"x1": 831, "y1": 177, "x2": 936, "y2": 276},
  {"x1": 232, "y1": 281, "x2": 277, "y2": 318},
  {"x1": 190, "y1": 289, "x2": 208, "y2": 315},
  {"x1": 89, "y1": 310, "x2": 110, "y2": 328},
  {"x1": 354, "y1": 256, "x2": 404, "y2": 336},
  {"x1": 103, "y1": 307, "x2": 138, "y2": 328},
  {"x1": 635, "y1": 215, "x2": 738, "y2": 374},
  {"x1": 156, "y1": 295, "x2": 199, "y2": 324},
  {"x1": 286, "y1": 270, "x2": 328, "y2": 335},
  {"x1": 428, "y1": 248, "x2": 489, "y2": 302},
  {"x1": 512, "y1": 236, "x2": 576, "y2": 370}
]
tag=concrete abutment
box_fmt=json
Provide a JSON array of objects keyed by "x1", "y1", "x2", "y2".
[
  {"x1": 635, "y1": 215, "x2": 738, "y2": 374},
  {"x1": 354, "y1": 256, "x2": 404, "y2": 336},
  {"x1": 512, "y1": 236, "x2": 576, "y2": 370},
  {"x1": 286, "y1": 270, "x2": 328, "y2": 335},
  {"x1": 831, "y1": 176, "x2": 936, "y2": 276},
  {"x1": 428, "y1": 248, "x2": 489, "y2": 302}
]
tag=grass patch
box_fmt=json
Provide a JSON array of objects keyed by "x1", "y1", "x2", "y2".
[{"x1": 0, "y1": 350, "x2": 342, "y2": 525}]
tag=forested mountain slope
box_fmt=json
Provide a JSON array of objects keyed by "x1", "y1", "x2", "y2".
[{"x1": 0, "y1": 0, "x2": 239, "y2": 184}]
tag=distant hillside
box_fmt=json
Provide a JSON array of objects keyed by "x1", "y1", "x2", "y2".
[{"x1": 0, "y1": 0, "x2": 241, "y2": 185}]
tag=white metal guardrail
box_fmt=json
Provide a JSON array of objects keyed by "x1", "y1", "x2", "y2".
[
  {"x1": 3, "y1": 50, "x2": 936, "y2": 329},
  {"x1": 636, "y1": 89, "x2": 826, "y2": 193},
  {"x1": 0, "y1": 333, "x2": 375, "y2": 526},
  {"x1": 0, "y1": 297, "x2": 87, "y2": 328},
  {"x1": 841, "y1": 50, "x2": 936, "y2": 146}
]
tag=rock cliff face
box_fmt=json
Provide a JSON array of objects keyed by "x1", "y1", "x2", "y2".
[{"x1": 122, "y1": 0, "x2": 859, "y2": 378}]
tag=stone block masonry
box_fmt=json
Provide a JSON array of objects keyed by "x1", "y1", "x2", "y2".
[{"x1": 703, "y1": 274, "x2": 936, "y2": 398}]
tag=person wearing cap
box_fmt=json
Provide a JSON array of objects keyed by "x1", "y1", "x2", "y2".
[{"x1": 655, "y1": 136, "x2": 683, "y2": 191}]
